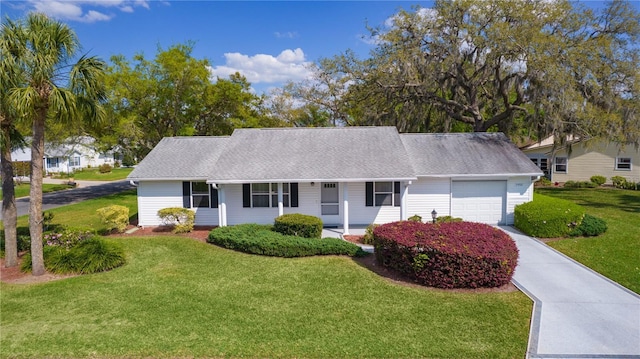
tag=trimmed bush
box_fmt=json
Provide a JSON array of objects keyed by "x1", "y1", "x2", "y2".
[
  {"x1": 21, "y1": 238, "x2": 125, "y2": 274},
  {"x1": 590, "y1": 175, "x2": 606, "y2": 186},
  {"x1": 570, "y1": 214, "x2": 608, "y2": 237},
  {"x1": 99, "y1": 163, "x2": 113, "y2": 173},
  {"x1": 514, "y1": 194, "x2": 585, "y2": 238},
  {"x1": 362, "y1": 223, "x2": 378, "y2": 245},
  {"x1": 97, "y1": 205, "x2": 130, "y2": 233},
  {"x1": 273, "y1": 213, "x2": 322, "y2": 239},
  {"x1": 373, "y1": 221, "x2": 518, "y2": 289},
  {"x1": 408, "y1": 214, "x2": 422, "y2": 222},
  {"x1": 157, "y1": 207, "x2": 195, "y2": 233},
  {"x1": 611, "y1": 176, "x2": 627, "y2": 188},
  {"x1": 208, "y1": 224, "x2": 366, "y2": 258},
  {"x1": 436, "y1": 216, "x2": 463, "y2": 223}
]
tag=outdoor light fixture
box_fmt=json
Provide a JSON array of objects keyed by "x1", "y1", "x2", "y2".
[{"x1": 431, "y1": 209, "x2": 437, "y2": 224}]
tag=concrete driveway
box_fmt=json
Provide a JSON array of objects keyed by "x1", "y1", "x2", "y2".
[{"x1": 501, "y1": 226, "x2": 640, "y2": 359}]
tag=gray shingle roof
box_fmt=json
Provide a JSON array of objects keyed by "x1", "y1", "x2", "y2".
[
  {"x1": 128, "y1": 128, "x2": 542, "y2": 182},
  {"x1": 128, "y1": 136, "x2": 229, "y2": 180},
  {"x1": 211, "y1": 127, "x2": 416, "y2": 182},
  {"x1": 400, "y1": 132, "x2": 543, "y2": 176}
]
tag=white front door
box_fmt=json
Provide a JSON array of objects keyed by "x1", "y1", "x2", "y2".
[{"x1": 321, "y1": 182, "x2": 340, "y2": 225}]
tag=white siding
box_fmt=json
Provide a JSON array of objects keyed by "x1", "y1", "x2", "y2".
[
  {"x1": 347, "y1": 182, "x2": 401, "y2": 225},
  {"x1": 506, "y1": 176, "x2": 534, "y2": 225},
  {"x1": 137, "y1": 181, "x2": 219, "y2": 227},
  {"x1": 225, "y1": 183, "x2": 319, "y2": 225},
  {"x1": 407, "y1": 178, "x2": 451, "y2": 220}
]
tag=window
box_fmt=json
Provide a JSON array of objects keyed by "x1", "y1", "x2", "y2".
[
  {"x1": 616, "y1": 157, "x2": 632, "y2": 171},
  {"x1": 243, "y1": 183, "x2": 298, "y2": 208},
  {"x1": 530, "y1": 157, "x2": 549, "y2": 173},
  {"x1": 46, "y1": 158, "x2": 59, "y2": 168},
  {"x1": 68, "y1": 156, "x2": 81, "y2": 167},
  {"x1": 554, "y1": 157, "x2": 567, "y2": 173},
  {"x1": 366, "y1": 182, "x2": 401, "y2": 207},
  {"x1": 191, "y1": 182, "x2": 210, "y2": 208},
  {"x1": 182, "y1": 181, "x2": 218, "y2": 209}
]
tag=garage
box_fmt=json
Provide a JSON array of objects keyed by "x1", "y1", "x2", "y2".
[{"x1": 451, "y1": 181, "x2": 506, "y2": 224}]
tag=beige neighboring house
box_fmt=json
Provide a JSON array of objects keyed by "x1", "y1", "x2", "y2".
[{"x1": 521, "y1": 136, "x2": 640, "y2": 184}]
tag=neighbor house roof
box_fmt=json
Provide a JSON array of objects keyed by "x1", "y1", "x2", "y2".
[
  {"x1": 210, "y1": 127, "x2": 416, "y2": 183},
  {"x1": 128, "y1": 136, "x2": 229, "y2": 181},
  {"x1": 401, "y1": 132, "x2": 543, "y2": 177},
  {"x1": 128, "y1": 127, "x2": 542, "y2": 182}
]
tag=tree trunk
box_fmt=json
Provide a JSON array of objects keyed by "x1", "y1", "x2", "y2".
[
  {"x1": 1, "y1": 123, "x2": 18, "y2": 267},
  {"x1": 29, "y1": 113, "x2": 46, "y2": 276}
]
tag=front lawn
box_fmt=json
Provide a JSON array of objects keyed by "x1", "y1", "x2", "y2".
[
  {"x1": 0, "y1": 183, "x2": 75, "y2": 200},
  {"x1": 536, "y1": 187, "x2": 640, "y2": 293},
  {"x1": 55, "y1": 167, "x2": 133, "y2": 181},
  {"x1": 0, "y1": 236, "x2": 531, "y2": 358}
]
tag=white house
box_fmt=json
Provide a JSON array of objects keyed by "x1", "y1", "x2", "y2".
[
  {"x1": 128, "y1": 127, "x2": 543, "y2": 233},
  {"x1": 11, "y1": 136, "x2": 119, "y2": 175}
]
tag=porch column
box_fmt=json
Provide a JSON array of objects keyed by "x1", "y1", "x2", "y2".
[
  {"x1": 277, "y1": 182, "x2": 284, "y2": 217},
  {"x1": 342, "y1": 182, "x2": 349, "y2": 235},
  {"x1": 400, "y1": 181, "x2": 410, "y2": 220},
  {"x1": 218, "y1": 185, "x2": 227, "y2": 227}
]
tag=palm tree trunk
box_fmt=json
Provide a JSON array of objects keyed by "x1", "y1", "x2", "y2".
[
  {"x1": 1, "y1": 122, "x2": 18, "y2": 267},
  {"x1": 29, "y1": 113, "x2": 46, "y2": 276}
]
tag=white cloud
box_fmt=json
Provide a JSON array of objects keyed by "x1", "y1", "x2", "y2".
[
  {"x1": 274, "y1": 31, "x2": 299, "y2": 39},
  {"x1": 208, "y1": 48, "x2": 313, "y2": 84},
  {"x1": 27, "y1": 0, "x2": 150, "y2": 23}
]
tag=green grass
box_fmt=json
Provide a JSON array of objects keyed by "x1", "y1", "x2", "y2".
[
  {"x1": 2, "y1": 190, "x2": 138, "y2": 233},
  {"x1": 56, "y1": 167, "x2": 133, "y2": 181},
  {"x1": 0, "y1": 236, "x2": 531, "y2": 358},
  {"x1": 536, "y1": 187, "x2": 640, "y2": 293},
  {"x1": 0, "y1": 183, "x2": 75, "y2": 200}
]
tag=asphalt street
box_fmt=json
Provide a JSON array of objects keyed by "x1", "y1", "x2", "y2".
[{"x1": 0, "y1": 180, "x2": 134, "y2": 220}]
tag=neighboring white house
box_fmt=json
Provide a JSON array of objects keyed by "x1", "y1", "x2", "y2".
[
  {"x1": 128, "y1": 127, "x2": 543, "y2": 233},
  {"x1": 11, "y1": 136, "x2": 120, "y2": 174},
  {"x1": 522, "y1": 136, "x2": 640, "y2": 184}
]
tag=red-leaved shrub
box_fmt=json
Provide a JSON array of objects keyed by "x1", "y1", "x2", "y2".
[{"x1": 373, "y1": 221, "x2": 518, "y2": 289}]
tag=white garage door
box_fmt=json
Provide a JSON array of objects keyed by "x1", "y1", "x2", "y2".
[{"x1": 451, "y1": 181, "x2": 506, "y2": 224}]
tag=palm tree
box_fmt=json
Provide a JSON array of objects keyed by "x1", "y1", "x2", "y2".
[
  {"x1": 0, "y1": 17, "x2": 27, "y2": 268},
  {"x1": 6, "y1": 13, "x2": 106, "y2": 275}
]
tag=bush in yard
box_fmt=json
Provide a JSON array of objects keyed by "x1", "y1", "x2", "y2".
[
  {"x1": 436, "y1": 216, "x2": 463, "y2": 223},
  {"x1": 21, "y1": 237, "x2": 125, "y2": 274},
  {"x1": 44, "y1": 227, "x2": 96, "y2": 248},
  {"x1": 373, "y1": 221, "x2": 518, "y2": 289},
  {"x1": 96, "y1": 205, "x2": 130, "y2": 233},
  {"x1": 569, "y1": 214, "x2": 607, "y2": 237},
  {"x1": 99, "y1": 163, "x2": 113, "y2": 173},
  {"x1": 408, "y1": 214, "x2": 422, "y2": 222},
  {"x1": 590, "y1": 175, "x2": 606, "y2": 186},
  {"x1": 0, "y1": 227, "x2": 31, "y2": 254},
  {"x1": 362, "y1": 223, "x2": 378, "y2": 245},
  {"x1": 273, "y1": 213, "x2": 323, "y2": 239},
  {"x1": 514, "y1": 194, "x2": 585, "y2": 238},
  {"x1": 208, "y1": 224, "x2": 366, "y2": 257},
  {"x1": 157, "y1": 207, "x2": 195, "y2": 233}
]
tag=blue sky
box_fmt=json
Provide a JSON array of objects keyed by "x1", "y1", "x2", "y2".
[{"x1": 1, "y1": 1, "x2": 434, "y2": 93}]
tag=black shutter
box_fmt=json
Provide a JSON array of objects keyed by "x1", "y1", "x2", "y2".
[
  {"x1": 366, "y1": 182, "x2": 374, "y2": 207},
  {"x1": 182, "y1": 182, "x2": 191, "y2": 208},
  {"x1": 210, "y1": 185, "x2": 219, "y2": 208},
  {"x1": 394, "y1": 181, "x2": 401, "y2": 207},
  {"x1": 291, "y1": 183, "x2": 299, "y2": 207},
  {"x1": 243, "y1": 183, "x2": 251, "y2": 208}
]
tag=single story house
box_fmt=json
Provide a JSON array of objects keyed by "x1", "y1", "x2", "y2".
[
  {"x1": 128, "y1": 127, "x2": 542, "y2": 233},
  {"x1": 522, "y1": 136, "x2": 639, "y2": 184},
  {"x1": 11, "y1": 136, "x2": 120, "y2": 175}
]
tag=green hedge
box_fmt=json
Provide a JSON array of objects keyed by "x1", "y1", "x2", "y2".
[
  {"x1": 208, "y1": 224, "x2": 366, "y2": 257},
  {"x1": 514, "y1": 194, "x2": 585, "y2": 238},
  {"x1": 273, "y1": 213, "x2": 323, "y2": 239},
  {"x1": 569, "y1": 214, "x2": 607, "y2": 237}
]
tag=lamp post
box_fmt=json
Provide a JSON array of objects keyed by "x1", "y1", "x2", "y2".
[{"x1": 431, "y1": 209, "x2": 437, "y2": 224}]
